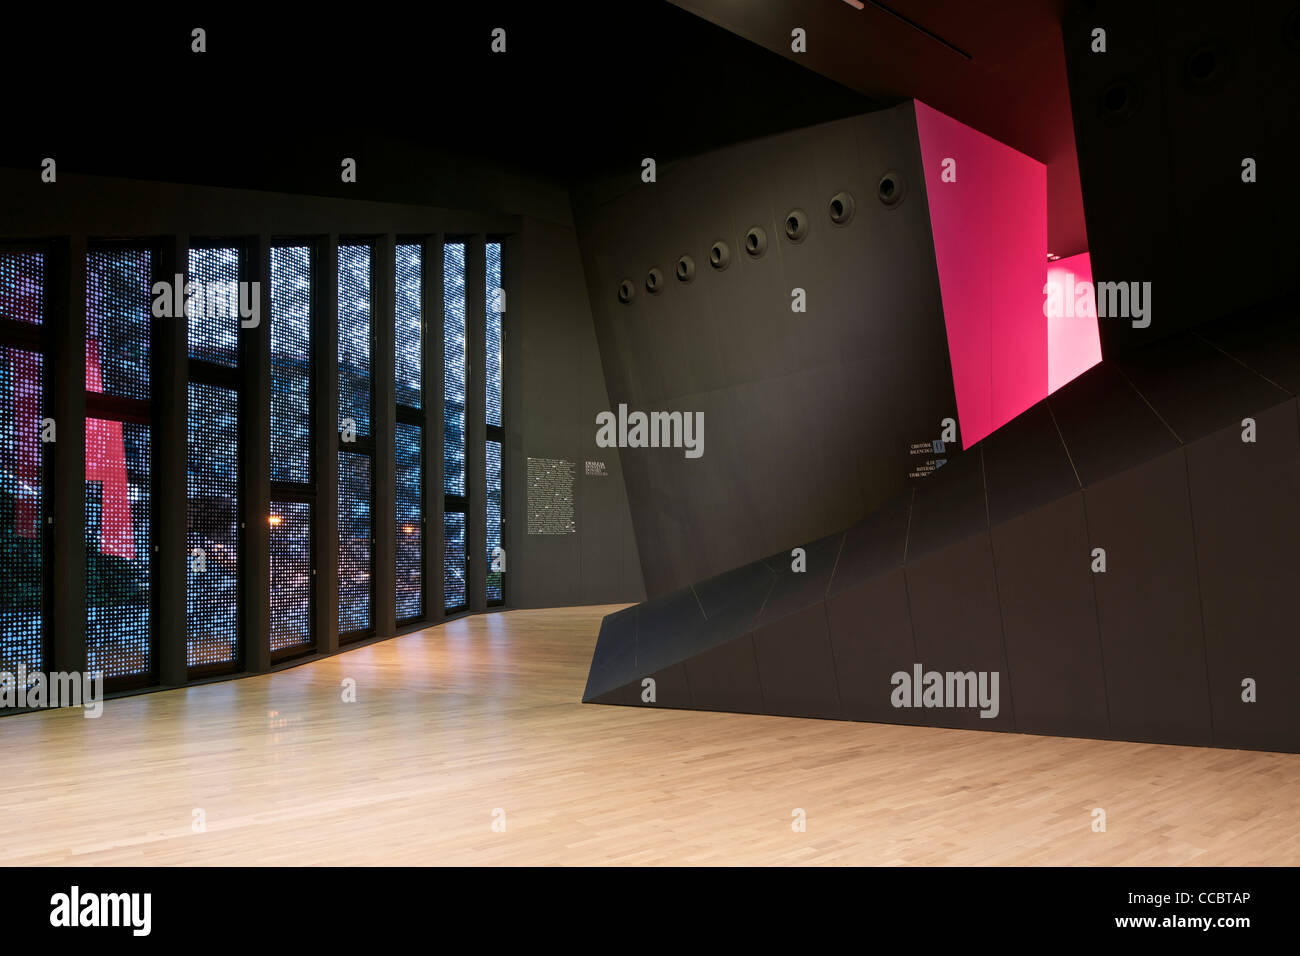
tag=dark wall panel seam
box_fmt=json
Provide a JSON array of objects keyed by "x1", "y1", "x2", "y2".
[
  {"x1": 1191, "y1": 329, "x2": 1294, "y2": 397},
  {"x1": 1111, "y1": 362, "x2": 1184, "y2": 445},
  {"x1": 746, "y1": 633, "x2": 768, "y2": 713},
  {"x1": 979, "y1": 445, "x2": 1017, "y2": 730},
  {"x1": 1179, "y1": 445, "x2": 1218, "y2": 746},
  {"x1": 1074, "y1": 488, "x2": 1114, "y2": 736},
  {"x1": 750, "y1": 570, "x2": 779, "y2": 626},
  {"x1": 822, "y1": 530, "x2": 847, "y2": 599},
  {"x1": 901, "y1": 486, "x2": 916, "y2": 563},
  {"x1": 1046, "y1": 398, "x2": 1083, "y2": 489}
]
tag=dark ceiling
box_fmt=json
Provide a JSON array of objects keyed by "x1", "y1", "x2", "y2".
[
  {"x1": 3, "y1": 1, "x2": 1084, "y2": 251},
  {"x1": 1, "y1": 3, "x2": 874, "y2": 201},
  {"x1": 670, "y1": 0, "x2": 1088, "y2": 257}
]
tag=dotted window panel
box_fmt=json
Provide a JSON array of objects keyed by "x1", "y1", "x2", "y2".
[
  {"x1": 269, "y1": 500, "x2": 313, "y2": 653},
  {"x1": 0, "y1": 251, "x2": 44, "y2": 325},
  {"x1": 186, "y1": 381, "x2": 239, "y2": 668},
  {"x1": 486, "y1": 241, "x2": 503, "y2": 428},
  {"x1": 187, "y1": 246, "x2": 240, "y2": 368},
  {"x1": 338, "y1": 243, "x2": 372, "y2": 437},
  {"x1": 86, "y1": 249, "x2": 152, "y2": 401},
  {"x1": 395, "y1": 422, "x2": 423, "y2": 622},
  {"x1": 85, "y1": 419, "x2": 152, "y2": 680},
  {"x1": 444, "y1": 511, "x2": 466, "y2": 611},
  {"x1": 338, "y1": 450, "x2": 373, "y2": 633},
  {"x1": 269, "y1": 246, "x2": 312, "y2": 485},
  {"x1": 486, "y1": 439, "x2": 503, "y2": 603},
  {"x1": 443, "y1": 243, "x2": 467, "y2": 498},
  {"x1": 0, "y1": 345, "x2": 44, "y2": 679},
  {"x1": 395, "y1": 243, "x2": 422, "y2": 410}
]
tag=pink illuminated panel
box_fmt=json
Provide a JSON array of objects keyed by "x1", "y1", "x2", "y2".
[
  {"x1": 915, "y1": 101, "x2": 1058, "y2": 447},
  {"x1": 1045, "y1": 252, "x2": 1102, "y2": 394}
]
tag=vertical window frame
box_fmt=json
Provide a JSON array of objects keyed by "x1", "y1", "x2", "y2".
[
  {"x1": 337, "y1": 237, "x2": 377, "y2": 642},
  {"x1": 268, "y1": 239, "x2": 319, "y2": 662},
  {"x1": 0, "y1": 242, "x2": 52, "y2": 685},
  {"x1": 485, "y1": 237, "x2": 505, "y2": 608},
  {"x1": 442, "y1": 238, "x2": 469, "y2": 614},
  {"x1": 394, "y1": 237, "x2": 426, "y2": 625},
  {"x1": 185, "y1": 239, "x2": 248, "y2": 678},
  {"x1": 83, "y1": 239, "x2": 161, "y2": 691}
]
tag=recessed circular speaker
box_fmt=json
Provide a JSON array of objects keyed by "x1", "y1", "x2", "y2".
[
  {"x1": 828, "y1": 191, "x2": 855, "y2": 226},
  {"x1": 877, "y1": 172, "x2": 907, "y2": 207},
  {"x1": 784, "y1": 209, "x2": 809, "y2": 242},
  {"x1": 1182, "y1": 42, "x2": 1233, "y2": 93},
  {"x1": 744, "y1": 226, "x2": 768, "y2": 258},
  {"x1": 646, "y1": 267, "x2": 664, "y2": 294},
  {"x1": 1098, "y1": 74, "x2": 1143, "y2": 125},
  {"x1": 709, "y1": 240, "x2": 731, "y2": 271},
  {"x1": 617, "y1": 278, "x2": 635, "y2": 303},
  {"x1": 676, "y1": 255, "x2": 696, "y2": 282}
]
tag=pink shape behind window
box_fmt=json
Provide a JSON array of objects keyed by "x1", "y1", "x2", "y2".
[{"x1": 85, "y1": 337, "x2": 135, "y2": 561}]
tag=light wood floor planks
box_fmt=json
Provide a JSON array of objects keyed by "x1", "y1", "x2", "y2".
[{"x1": 1, "y1": 605, "x2": 1297, "y2": 865}]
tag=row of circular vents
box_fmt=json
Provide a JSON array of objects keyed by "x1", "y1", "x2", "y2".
[
  {"x1": 616, "y1": 175, "x2": 906, "y2": 303},
  {"x1": 1098, "y1": 13, "x2": 1300, "y2": 126}
]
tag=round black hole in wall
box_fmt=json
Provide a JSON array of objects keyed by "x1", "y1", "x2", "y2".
[
  {"x1": 1098, "y1": 75, "x2": 1142, "y2": 124},
  {"x1": 646, "y1": 267, "x2": 664, "y2": 294},
  {"x1": 1182, "y1": 43, "x2": 1232, "y2": 92},
  {"x1": 784, "y1": 209, "x2": 808, "y2": 242},
  {"x1": 709, "y1": 240, "x2": 730, "y2": 270},
  {"x1": 676, "y1": 255, "x2": 695, "y2": 282},
  {"x1": 617, "y1": 278, "x2": 635, "y2": 304},
  {"x1": 828, "y1": 191, "x2": 855, "y2": 225},
  {"x1": 1188, "y1": 48, "x2": 1216, "y2": 80},
  {"x1": 877, "y1": 172, "x2": 906, "y2": 207},
  {"x1": 744, "y1": 226, "x2": 767, "y2": 258},
  {"x1": 1103, "y1": 83, "x2": 1128, "y2": 112}
]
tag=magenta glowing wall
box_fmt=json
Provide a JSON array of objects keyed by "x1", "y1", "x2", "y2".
[
  {"x1": 915, "y1": 101, "x2": 1096, "y2": 447},
  {"x1": 1045, "y1": 252, "x2": 1103, "y2": 394}
]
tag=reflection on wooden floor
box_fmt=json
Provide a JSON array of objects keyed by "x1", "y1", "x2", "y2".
[{"x1": 2, "y1": 604, "x2": 1297, "y2": 865}]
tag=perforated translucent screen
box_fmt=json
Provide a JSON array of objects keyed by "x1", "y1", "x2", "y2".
[
  {"x1": 187, "y1": 382, "x2": 239, "y2": 668},
  {"x1": 486, "y1": 439, "x2": 503, "y2": 603},
  {"x1": 338, "y1": 244, "x2": 372, "y2": 437},
  {"x1": 395, "y1": 423, "x2": 422, "y2": 621},
  {"x1": 270, "y1": 246, "x2": 312, "y2": 484},
  {"x1": 187, "y1": 247, "x2": 240, "y2": 367},
  {"x1": 443, "y1": 243, "x2": 467, "y2": 497},
  {"x1": 86, "y1": 249, "x2": 152, "y2": 401},
  {"x1": 395, "y1": 243, "x2": 422, "y2": 410},
  {"x1": 339, "y1": 450, "x2": 372, "y2": 633},
  {"x1": 0, "y1": 346, "x2": 43, "y2": 679},
  {"x1": 269, "y1": 500, "x2": 312, "y2": 653},
  {"x1": 486, "y1": 242, "x2": 503, "y2": 428},
  {"x1": 86, "y1": 419, "x2": 151, "y2": 680},
  {"x1": 444, "y1": 510, "x2": 466, "y2": 611},
  {"x1": 0, "y1": 251, "x2": 44, "y2": 326}
]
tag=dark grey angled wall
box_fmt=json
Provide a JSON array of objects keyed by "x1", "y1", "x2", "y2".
[
  {"x1": 509, "y1": 216, "x2": 645, "y2": 608},
  {"x1": 572, "y1": 104, "x2": 957, "y2": 599}
]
